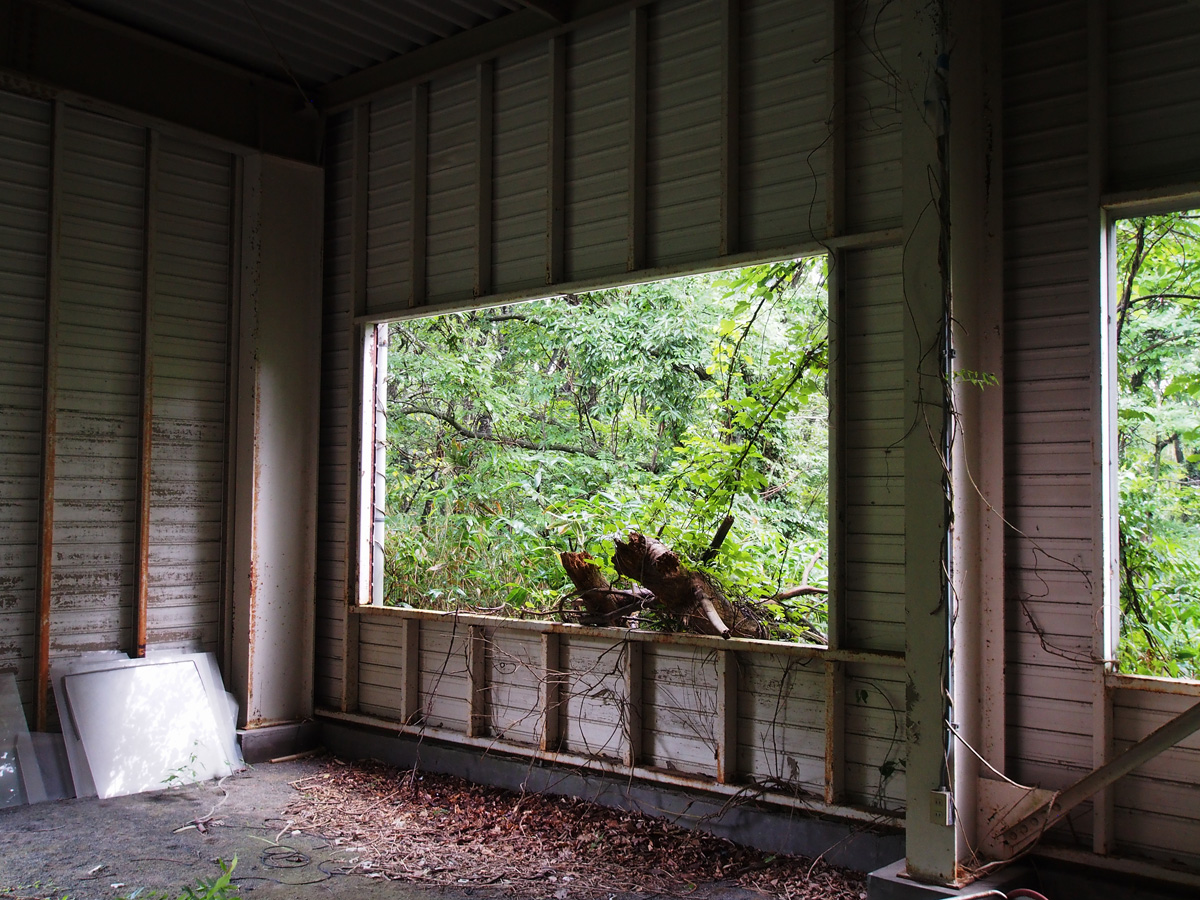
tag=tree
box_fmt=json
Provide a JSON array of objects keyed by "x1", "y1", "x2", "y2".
[
  {"x1": 380, "y1": 261, "x2": 832, "y2": 642},
  {"x1": 1115, "y1": 211, "x2": 1200, "y2": 678}
]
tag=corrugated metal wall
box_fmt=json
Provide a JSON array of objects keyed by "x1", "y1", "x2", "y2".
[
  {"x1": 0, "y1": 89, "x2": 237, "y2": 724},
  {"x1": 1003, "y1": 0, "x2": 1200, "y2": 871},
  {"x1": 317, "y1": 0, "x2": 911, "y2": 817},
  {"x1": 0, "y1": 91, "x2": 52, "y2": 712}
]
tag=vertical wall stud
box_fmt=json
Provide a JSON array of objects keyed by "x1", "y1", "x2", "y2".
[
  {"x1": 623, "y1": 641, "x2": 643, "y2": 768},
  {"x1": 401, "y1": 616, "x2": 421, "y2": 724},
  {"x1": 1088, "y1": 0, "x2": 1114, "y2": 857},
  {"x1": 410, "y1": 83, "x2": 429, "y2": 308},
  {"x1": 546, "y1": 35, "x2": 567, "y2": 285},
  {"x1": 220, "y1": 153, "x2": 243, "y2": 680},
  {"x1": 468, "y1": 625, "x2": 489, "y2": 738},
  {"x1": 35, "y1": 101, "x2": 64, "y2": 731},
  {"x1": 627, "y1": 7, "x2": 647, "y2": 272},
  {"x1": 716, "y1": 650, "x2": 739, "y2": 783},
  {"x1": 540, "y1": 632, "x2": 563, "y2": 752},
  {"x1": 342, "y1": 103, "x2": 372, "y2": 714},
  {"x1": 133, "y1": 128, "x2": 159, "y2": 659},
  {"x1": 823, "y1": 660, "x2": 845, "y2": 804},
  {"x1": 475, "y1": 61, "x2": 495, "y2": 298},
  {"x1": 901, "y1": 0, "x2": 956, "y2": 882},
  {"x1": 719, "y1": 0, "x2": 740, "y2": 256}
]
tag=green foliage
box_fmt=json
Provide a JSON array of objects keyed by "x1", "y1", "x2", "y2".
[
  {"x1": 1115, "y1": 211, "x2": 1200, "y2": 679},
  {"x1": 119, "y1": 858, "x2": 238, "y2": 900},
  {"x1": 381, "y1": 261, "x2": 830, "y2": 638}
]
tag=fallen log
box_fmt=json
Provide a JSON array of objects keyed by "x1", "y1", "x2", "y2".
[{"x1": 612, "y1": 532, "x2": 767, "y2": 639}]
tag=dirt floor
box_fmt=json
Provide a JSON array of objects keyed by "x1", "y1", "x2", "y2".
[{"x1": 0, "y1": 757, "x2": 866, "y2": 900}]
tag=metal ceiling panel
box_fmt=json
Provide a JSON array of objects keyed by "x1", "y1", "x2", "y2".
[{"x1": 70, "y1": 0, "x2": 525, "y2": 88}]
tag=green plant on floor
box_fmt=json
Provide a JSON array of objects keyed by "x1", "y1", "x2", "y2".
[{"x1": 119, "y1": 857, "x2": 238, "y2": 900}]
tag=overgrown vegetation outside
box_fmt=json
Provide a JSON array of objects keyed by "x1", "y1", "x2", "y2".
[
  {"x1": 1115, "y1": 210, "x2": 1200, "y2": 678},
  {"x1": 381, "y1": 259, "x2": 831, "y2": 642}
]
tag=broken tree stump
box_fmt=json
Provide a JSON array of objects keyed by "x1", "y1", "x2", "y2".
[{"x1": 612, "y1": 532, "x2": 766, "y2": 639}]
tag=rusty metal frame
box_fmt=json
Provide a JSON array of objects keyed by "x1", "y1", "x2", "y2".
[
  {"x1": 133, "y1": 127, "x2": 159, "y2": 659},
  {"x1": 34, "y1": 100, "x2": 65, "y2": 732}
]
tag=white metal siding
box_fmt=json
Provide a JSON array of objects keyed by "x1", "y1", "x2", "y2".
[
  {"x1": 1002, "y1": 0, "x2": 1096, "y2": 820},
  {"x1": 1111, "y1": 690, "x2": 1200, "y2": 868},
  {"x1": 315, "y1": 110, "x2": 354, "y2": 708},
  {"x1": 492, "y1": 42, "x2": 550, "y2": 293},
  {"x1": 739, "y1": 0, "x2": 828, "y2": 250},
  {"x1": 1108, "y1": 1, "x2": 1200, "y2": 191},
  {"x1": 564, "y1": 16, "x2": 631, "y2": 282},
  {"x1": 367, "y1": 94, "x2": 414, "y2": 314},
  {"x1": 147, "y1": 137, "x2": 233, "y2": 652},
  {"x1": 843, "y1": 0, "x2": 902, "y2": 233},
  {"x1": 51, "y1": 107, "x2": 147, "y2": 657},
  {"x1": 425, "y1": 71, "x2": 478, "y2": 305},
  {"x1": 0, "y1": 90, "x2": 51, "y2": 714},
  {"x1": 843, "y1": 247, "x2": 905, "y2": 652},
  {"x1": 645, "y1": 0, "x2": 722, "y2": 266}
]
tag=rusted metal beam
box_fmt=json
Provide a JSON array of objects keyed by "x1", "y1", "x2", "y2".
[
  {"x1": 134, "y1": 128, "x2": 159, "y2": 659},
  {"x1": 540, "y1": 632, "x2": 563, "y2": 752},
  {"x1": 34, "y1": 100, "x2": 64, "y2": 732},
  {"x1": 318, "y1": 707, "x2": 905, "y2": 829},
  {"x1": 515, "y1": 0, "x2": 569, "y2": 22},
  {"x1": 468, "y1": 625, "x2": 489, "y2": 737},
  {"x1": 1001, "y1": 700, "x2": 1200, "y2": 855},
  {"x1": 715, "y1": 649, "x2": 738, "y2": 784},
  {"x1": 623, "y1": 641, "x2": 643, "y2": 768},
  {"x1": 824, "y1": 660, "x2": 845, "y2": 805},
  {"x1": 354, "y1": 604, "x2": 907, "y2": 667},
  {"x1": 401, "y1": 616, "x2": 422, "y2": 724}
]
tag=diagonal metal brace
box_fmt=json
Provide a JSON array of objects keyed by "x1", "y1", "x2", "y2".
[{"x1": 997, "y1": 699, "x2": 1200, "y2": 855}]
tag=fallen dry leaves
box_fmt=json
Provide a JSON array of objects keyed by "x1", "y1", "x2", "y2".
[{"x1": 284, "y1": 758, "x2": 867, "y2": 900}]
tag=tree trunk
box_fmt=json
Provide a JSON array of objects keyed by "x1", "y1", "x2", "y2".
[{"x1": 612, "y1": 533, "x2": 766, "y2": 639}]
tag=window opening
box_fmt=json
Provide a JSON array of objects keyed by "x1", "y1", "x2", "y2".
[
  {"x1": 357, "y1": 259, "x2": 832, "y2": 644},
  {"x1": 1111, "y1": 209, "x2": 1200, "y2": 678}
]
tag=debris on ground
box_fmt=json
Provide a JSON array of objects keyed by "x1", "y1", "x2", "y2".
[{"x1": 284, "y1": 758, "x2": 867, "y2": 900}]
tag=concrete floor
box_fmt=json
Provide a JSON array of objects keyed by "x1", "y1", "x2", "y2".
[{"x1": 0, "y1": 758, "x2": 766, "y2": 900}]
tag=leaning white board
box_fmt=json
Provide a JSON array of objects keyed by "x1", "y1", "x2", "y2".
[{"x1": 62, "y1": 659, "x2": 235, "y2": 799}]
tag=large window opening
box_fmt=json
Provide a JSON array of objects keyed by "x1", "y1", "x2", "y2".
[
  {"x1": 358, "y1": 259, "x2": 832, "y2": 644},
  {"x1": 1112, "y1": 209, "x2": 1200, "y2": 678}
]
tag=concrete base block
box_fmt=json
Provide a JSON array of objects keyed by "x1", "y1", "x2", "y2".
[
  {"x1": 237, "y1": 720, "x2": 322, "y2": 764},
  {"x1": 321, "y1": 720, "x2": 905, "y2": 872},
  {"x1": 866, "y1": 858, "x2": 1029, "y2": 900}
]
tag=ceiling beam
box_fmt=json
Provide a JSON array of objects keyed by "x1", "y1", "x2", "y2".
[
  {"x1": 515, "y1": 0, "x2": 570, "y2": 23},
  {"x1": 319, "y1": 0, "x2": 638, "y2": 113},
  {"x1": 0, "y1": 0, "x2": 321, "y2": 163}
]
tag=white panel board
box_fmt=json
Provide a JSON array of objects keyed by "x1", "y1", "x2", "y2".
[{"x1": 62, "y1": 658, "x2": 233, "y2": 798}]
